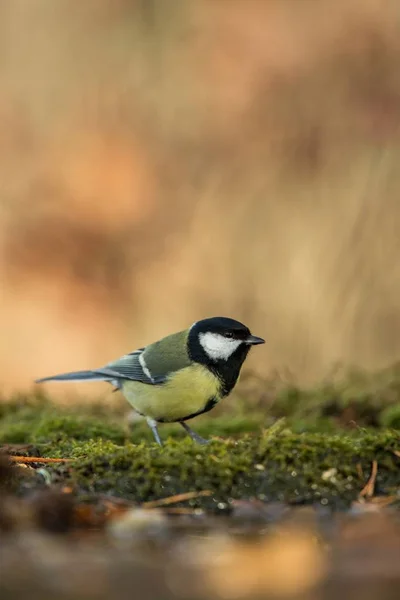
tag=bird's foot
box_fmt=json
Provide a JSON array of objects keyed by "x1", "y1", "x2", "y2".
[{"x1": 180, "y1": 422, "x2": 210, "y2": 445}]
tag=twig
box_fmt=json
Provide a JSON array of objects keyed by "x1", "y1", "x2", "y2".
[
  {"x1": 9, "y1": 456, "x2": 72, "y2": 464},
  {"x1": 359, "y1": 460, "x2": 378, "y2": 498},
  {"x1": 143, "y1": 490, "x2": 212, "y2": 508}
]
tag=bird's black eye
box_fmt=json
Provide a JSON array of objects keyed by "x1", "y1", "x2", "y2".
[{"x1": 225, "y1": 332, "x2": 234, "y2": 338}]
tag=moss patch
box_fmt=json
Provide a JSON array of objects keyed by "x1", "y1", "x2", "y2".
[
  {"x1": 37, "y1": 426, "x2": 400, "y2": 511},
  {"x1": 2, "y1": 365, "x2": 400, "y2": 510}
]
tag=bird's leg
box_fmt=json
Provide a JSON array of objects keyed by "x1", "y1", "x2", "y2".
[
  {"x1": 146, "y1": 417, "x2": 162, "y2": 446},
  {"x1": 180, "y1": 422, "x2": 209, "y2": 445}
]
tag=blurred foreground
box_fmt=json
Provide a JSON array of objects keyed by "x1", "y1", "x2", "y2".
[
  {"x1": 2, "y1": 1, "x2": 400, "y2": 394},
  {"x1": 2, "y1": 514, "x2": 400, "y2": 600}
]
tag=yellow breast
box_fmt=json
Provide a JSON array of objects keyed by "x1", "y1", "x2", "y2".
[{"x1": 121, "y1": 364, "x2": 221, "y2": 422}]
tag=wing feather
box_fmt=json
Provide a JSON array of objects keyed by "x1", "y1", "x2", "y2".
[
  {"x1": 97, "y1": 350, "x2": 165, "y2": 385},
  {"x1": 96, "y1": 330, "x2": 191, "y2": 386}
]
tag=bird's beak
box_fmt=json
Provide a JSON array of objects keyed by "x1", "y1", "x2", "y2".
[{"x1": 245, "y1": 334, "x2": 265, "y2": 345}]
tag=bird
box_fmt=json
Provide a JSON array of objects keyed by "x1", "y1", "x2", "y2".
[{"x1": 35, "y1": 316, "x2": 265, "y2": 446}]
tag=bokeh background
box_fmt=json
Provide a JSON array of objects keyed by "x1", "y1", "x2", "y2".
[{"x1": 1, "y1": 0, "x2": 400, "y2": 396}]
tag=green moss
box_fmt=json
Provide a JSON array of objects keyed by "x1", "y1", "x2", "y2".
[
  {"x1": 48, "y1": 428, "x2": 400, "y2": 510},
  {"x1": 0, "y1": 402, "x2": 126, "y2": 446},
  {"x1": 380, "y1": 404, "x2": 400, "y2": 429},
  {"x1": 1, "y1": 365, "x2": 400, "y2": 510}
]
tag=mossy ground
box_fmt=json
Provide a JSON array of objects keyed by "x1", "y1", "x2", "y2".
[{"x1": 1, "y1": 364, "x2": 400, "y2": 510}]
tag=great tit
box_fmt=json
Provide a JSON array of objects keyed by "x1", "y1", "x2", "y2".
[{"x1": 35, "y1": 316, "x2": 265, "y2": 445}]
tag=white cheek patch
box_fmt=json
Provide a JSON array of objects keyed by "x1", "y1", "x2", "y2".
[{"x1": 199, "y1": 332, "x2": 242, "y2": 361}]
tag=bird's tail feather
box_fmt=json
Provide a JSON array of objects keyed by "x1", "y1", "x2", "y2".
[{"x1": 35, "y1": 370, "x2": 113, "y2": 384}]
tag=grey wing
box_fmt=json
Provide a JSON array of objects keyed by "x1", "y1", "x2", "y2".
[{"x1": 94, "y1": 349, "x2": 166, "y2": 386}]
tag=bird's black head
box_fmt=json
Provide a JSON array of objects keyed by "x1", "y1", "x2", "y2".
[{"x1": 188, "y1": 317, "x2": 265, "y2": 396}]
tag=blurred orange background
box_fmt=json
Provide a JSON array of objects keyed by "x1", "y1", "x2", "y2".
[{"x1": 1, "y1": 0, "x2": 400, "y2": 397}]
